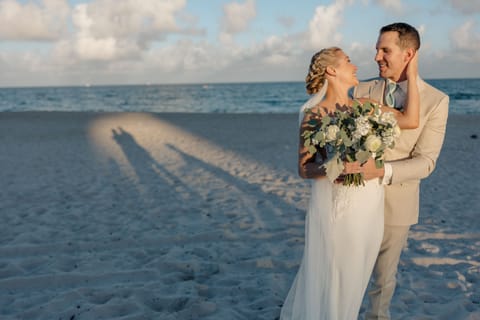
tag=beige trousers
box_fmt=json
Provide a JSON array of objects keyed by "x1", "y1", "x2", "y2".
[{"x1": 365, "y1": 225, "x2": 410, "y2": 320}]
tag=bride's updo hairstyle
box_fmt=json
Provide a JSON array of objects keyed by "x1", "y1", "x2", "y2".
[{"x1": 305, "y1": 47, "x2": 342, "y2": 95}]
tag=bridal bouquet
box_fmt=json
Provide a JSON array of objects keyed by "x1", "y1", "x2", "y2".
[{"x1": 302, "y1": 100, "x2": 401, "y2": 186}]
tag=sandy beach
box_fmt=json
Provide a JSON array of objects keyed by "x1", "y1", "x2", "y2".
[{"x1": 0, "y1": 112, "x2": 479, "y2": 320}]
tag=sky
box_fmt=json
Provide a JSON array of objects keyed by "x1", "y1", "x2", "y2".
[{"x1": 0, "y1": 0, "x2": 479, "y2": 87}]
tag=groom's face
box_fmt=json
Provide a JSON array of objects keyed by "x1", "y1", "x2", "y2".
[{"x1": 375, "y1": 31, "x2": 410, "y2": 82}]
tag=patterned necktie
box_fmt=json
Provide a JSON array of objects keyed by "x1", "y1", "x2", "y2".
[{"x1": 385, "y1": 81, "x2": 397, "y2": 108}]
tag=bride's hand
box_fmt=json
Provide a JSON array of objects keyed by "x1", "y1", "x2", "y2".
[
  {"x1": 406, "y1": 50, "x2": 418, "y2": 80},
  {"x1": 361, "y1": 157, "x2": 385, "y2": 180},
  {"x1": 335, "y1": 161, "x2": 362, "y2": 183},
  {"x1": 342, "y1": 161, "x2": 362, "y2": 174}
]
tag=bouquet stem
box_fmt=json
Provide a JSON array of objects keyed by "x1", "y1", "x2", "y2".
[{"x1": 343, "y1": 173, "x2": 365, "y2": 186}]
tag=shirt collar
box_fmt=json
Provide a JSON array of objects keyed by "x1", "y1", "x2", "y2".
[
  {"x1": 385, "y1": 79, "x2": 407, "y2": 95},
  {"x1": 388, "y1": 75, "x2": 421, "y2": 94}
]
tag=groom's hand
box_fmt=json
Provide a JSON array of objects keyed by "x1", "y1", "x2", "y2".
[{"x1": 361, "y1": 158, "x2": 385, "y2": 180}]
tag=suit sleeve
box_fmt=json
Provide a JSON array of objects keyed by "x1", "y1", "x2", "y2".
[{"x1": 390, "y1": 95, "x2": 449, "y2": 184}]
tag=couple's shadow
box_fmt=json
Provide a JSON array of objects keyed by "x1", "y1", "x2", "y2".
[
  {"x1": 111, "y1": 127, "x2": 192, "y2": 197},
  {"x1": 110, "y1": 126, "x2": 302, "y2": 233},
  {"x1": 108, "y1": 125, "x2": 309, "y2": 319}
]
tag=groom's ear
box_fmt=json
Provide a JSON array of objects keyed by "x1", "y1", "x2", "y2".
[{"x1": 404, "y1": 48, "x2": 415, "y2": 62}]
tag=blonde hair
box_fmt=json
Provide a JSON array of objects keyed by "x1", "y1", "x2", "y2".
[{"x1": 305, "y1": 47, "x2": 342, "y2": 95}]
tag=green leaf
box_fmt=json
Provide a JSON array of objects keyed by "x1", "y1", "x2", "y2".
[
  {"x1": 321, "y1": 115, "x2": 331, "y2": 127},
  {"x1": 313, "y1": 131, "x2": 325, "y2": 144},
  {"x1": 375, "y1": 159, "x2": 384, "y2": 169},
  {"x1": 339, "y1": 130, "x2": 352, "y2": 147},
  {"x1": 356, "y1": 150, "x2": 371, "y2": 164},
  {"x1": 323, "y1": 154, "x2": 344, "y2": 182}
]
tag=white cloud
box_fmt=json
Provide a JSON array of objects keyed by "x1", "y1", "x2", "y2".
[
  {"x1": 139, "y1": 39, "x2": 231, "y2": 77},
  {"x1": 263, "y1": 53, "x2": 289, "y2": 65},
  {"x1": 0, "y1": 0, "x2": 479, "y2": 87},
  {"x1": 220, "y1": 0, "x2": 256, "y2": 41},
  {"x1": 447, "y1": 0, "x2": 480, "y2": 14},
  {"x1": 417, "y1": 24, "x2": 426, "y2": 36},
  {"x1": 73, "y1": 0, "x2": 187, "y2": 39},
  {"x1": 450, "y1": 20, "x2": 480, "y2": 62},
  {"x1": 257, "y1": 35, "x2": 296, "y2": 65},
  {"x1": 307, "y1": 2, "x2": 346, "y2": 49},
  {"x1": 0, "y1": 0, "x2": 70, "y2": 41},
  {"x1": 374, "y1": 0, "x2": 403, "y2": 13},
  {"x1": 69, "y1": 0, "x2": 196, "y2": 61},
  {"x1": 75, "y1": 37, "x2": 126, "y2": 61}
]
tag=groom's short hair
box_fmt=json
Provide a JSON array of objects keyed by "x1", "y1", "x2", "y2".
[{"x1": 380, "y1": 22, "x2": 420, "y2": 51}]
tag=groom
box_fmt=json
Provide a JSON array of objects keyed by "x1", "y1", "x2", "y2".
[{"x1": 354, "y1": 22, "x2": 449, "y2": 319}]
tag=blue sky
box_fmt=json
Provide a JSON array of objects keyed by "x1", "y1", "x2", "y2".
[{"x1": 0, "y1": 0, "x2": 479, "y2": 87}]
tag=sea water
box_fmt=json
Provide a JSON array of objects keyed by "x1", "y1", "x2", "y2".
[{"x1": 0, "y1": 79, "x2": 478, "y2": 114}]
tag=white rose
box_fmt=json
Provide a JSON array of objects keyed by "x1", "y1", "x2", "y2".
[
  {"x1": 355, "y1": 116, "x2": 371, "y2": 136},
  {"x1": 325, "y1": 125, "x2": 339, "y2": 142},
  {"x1": 380, "y1": 112, "x2": 397, "y2": 125},
  {"x1": 365, "y1": 135, "x2": 382, "y2": 152}
]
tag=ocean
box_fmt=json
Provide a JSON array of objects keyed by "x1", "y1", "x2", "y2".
[{"x1": 0, "y1": 78, "x2": 479, "y2": 114}]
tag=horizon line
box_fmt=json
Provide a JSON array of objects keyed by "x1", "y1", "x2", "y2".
[{"x1": 1, "y1": 77, "x2": 479, "y2": 90}]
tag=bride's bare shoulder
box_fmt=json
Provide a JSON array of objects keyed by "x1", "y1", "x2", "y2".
[{"x1": 310, "y1": 104, "x2": 331, "y2": 116}]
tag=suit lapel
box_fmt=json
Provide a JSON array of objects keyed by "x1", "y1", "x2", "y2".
[
  {"x1": 373, "y1": 77, "x2": 426, "y2": 106},
  {"x1": 372, "y1": 79, "x2": 386, "y2": 105}
]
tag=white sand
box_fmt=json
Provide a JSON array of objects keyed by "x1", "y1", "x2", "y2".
[{"x1": 0, "y1": 112, "x2": 478, "y2": 320}]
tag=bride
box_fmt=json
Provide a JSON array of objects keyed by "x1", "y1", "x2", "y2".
[{"x1": 279, "y1": 47, "x2": 419, "y2": 320}]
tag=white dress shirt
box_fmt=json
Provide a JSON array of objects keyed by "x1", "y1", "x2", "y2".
[{"x1": 382, "y1": 80, "x2": 407, "y2": 185}]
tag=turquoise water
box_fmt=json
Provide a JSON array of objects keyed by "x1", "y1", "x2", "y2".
[{"x1": 0, "y1": 79, "x2": 479, "y2": 114}]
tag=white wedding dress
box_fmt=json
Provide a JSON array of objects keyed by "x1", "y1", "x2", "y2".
[
  {"x1": 280, "y1": 178, "x2": 384, "y2": 320},
  {"x1": 280, "y1": 86, "x2": 385, "y2": 319}
]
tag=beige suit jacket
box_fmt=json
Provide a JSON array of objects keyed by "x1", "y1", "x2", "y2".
[{"x1": 353, "y1": 78, "x2": 449, "y2": 226}]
